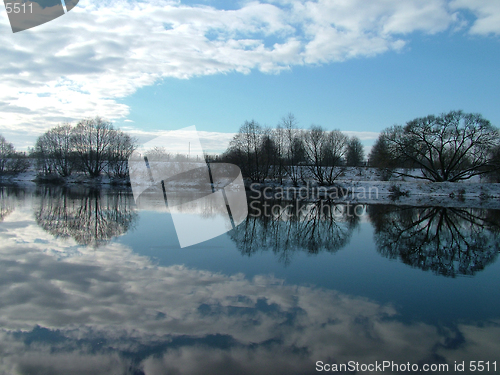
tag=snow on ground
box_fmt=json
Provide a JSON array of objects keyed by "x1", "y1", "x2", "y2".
[
  {"x1": 250, "y1": 167, "x2": 500, "y2": 209},
  {"x1": 2, "y1": 166, "x2": 500, "y2": 209},
  {"x1": 0, "y1": 169, "x2": 128, "y2": 188}
]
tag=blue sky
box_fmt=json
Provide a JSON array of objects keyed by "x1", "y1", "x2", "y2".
[
  {"x1": 1, "y1": 0, "x2": 500, "y2": 152},
  {"x1": 120, "y1": 32, "x2": 500, "y2": 133}
]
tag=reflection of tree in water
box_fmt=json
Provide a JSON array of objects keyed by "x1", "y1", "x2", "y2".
[
  {"x1": 369, "y1": 205, "x2": 500, "y2": 277},
  {"x1": 35, "y1": 187, "x2": 138, "y2": 247},
  {"x1": 230, "y1": 200, "x2": 361, "y2": 264},
  {"x1": 0, "y1": 190, "x2": 14, "y2": 222},
  {"x1": 0, "y1": 186, "x2": 26, "y2": 222}
]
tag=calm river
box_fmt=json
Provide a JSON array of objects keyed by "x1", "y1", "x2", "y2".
[{"x1": 0, "y1": 186, "x2": 499, "y2": 374}]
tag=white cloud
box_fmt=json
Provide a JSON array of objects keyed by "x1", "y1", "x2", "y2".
[
  {"x1": 342, "y1": 130, "x2": 379, "y2": 141},
  {"x1": 126, "y1": 127, "x2": 236, "y2": 154},
  {"x1": 450, "y1": 0, "x2": 500, "y2": 35},
  {"x1": 0, "y1": 0, "x2": 496, "y2": 146}
]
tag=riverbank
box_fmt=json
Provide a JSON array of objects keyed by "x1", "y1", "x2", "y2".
[
  {"x1": 0, "y1": 170, "x2": 131, "y2": 188},
  {"x1": 2, "y1": 167, "x2": 500, "y2": 210},
  {"x1": 248, "y1": 180, "x2": 500, "y2": 209}
]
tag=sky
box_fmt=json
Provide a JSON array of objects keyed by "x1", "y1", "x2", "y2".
[{"x1": 1, "y1": 0, "x2": 499, "y2": 153}]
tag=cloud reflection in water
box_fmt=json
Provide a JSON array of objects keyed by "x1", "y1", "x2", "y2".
[
  {"x1": 0, "y1": 203, "x2": 499, "y2": 374},
  {"x1": 0, "y1": 189, "x2": 500, "y2": 374}
]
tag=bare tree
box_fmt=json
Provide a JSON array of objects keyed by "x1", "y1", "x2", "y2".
[
  {"x1": 35, "y1": 124, "x2": 75, "y2": 177},
  {"x1": 303, "y1": 125, "x2": 327, "y2": 184},
  {"x1": 0, "y1": 135, "x2": 29, "y2": 175},
  {"x1": 71, "y1": 117, "x2": 115, "y2": 178},
  {"x1": 323, "y1": 130, "x2": 348, "y2": 184},
  {"x1": 272, "y1": 124, "x2": 286, "y2": 184},
  {"x1": 280, "y1": 113, "x2": 305, "y2": 186},
  {"x1": 107, "y1": 130, "x2": 136, "y2": 178},
  {"x1": 384, "y1": 111, "x2": 500, "y2": 182},
  {"x1": 0, "y1": 135, "x2": 16, "y2": 175},
  {"x1": 289, "y1": 133, "x2": 307, "y2": 185},
  {"x1": 488, "y1": 144, "x2": 500, "y2": 182},
  {"x1": 303, "y1": 126, "x2": 347, "y2": 185},
  {"x1": 225, "y1": 120, "x2": 267, "y2": 182},
  {"x1": 146, "y1": 146, "x2": 171, "y2": 160}
]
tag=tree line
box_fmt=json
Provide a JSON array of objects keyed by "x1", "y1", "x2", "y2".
[
  {"x1": 369, "y1": 110, "x2": 500, "y2": 182},
  {"x1": 221, "y1": 113, "x2": 365, "y2": 184},
  {"x1": 222, "y1": 110, "x2": 500, "y2": 184},
  {"x1": 0, "y1": 117, "x2": 136, "y2": 180},
  {"x1": 0, "y1": 135, "x2": 30, "y2": 175},
  {"x1": 2, "y1": 110, "x2": 500, "y2": 184}
]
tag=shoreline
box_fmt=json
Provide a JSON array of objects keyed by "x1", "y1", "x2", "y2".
[
  {"x1": 2, "y1": 168, "x2": 500, "y2": 210},
  {"x1": 246, "y1": 180, "x2": 500, "y2": 210}
]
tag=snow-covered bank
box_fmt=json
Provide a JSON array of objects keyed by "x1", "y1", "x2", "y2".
[
  {"x1": 0, "y1": 170, "x2": 131, "y2": 188},
  {"x1": 3, "y1": 166, "x2": 500, "y2": 210},
  {"x1": 247, "y1": 180, "x2": 500, "y2": 209},
  {"x1": 342, "y1": 180, "x2": 500, "y2": 209},
  {"x1": 0, "y1": 171, "x2": 37, "y2": 187},
  {"x1": 246, "y1": 167, "x2": 500, "y2": 209}
]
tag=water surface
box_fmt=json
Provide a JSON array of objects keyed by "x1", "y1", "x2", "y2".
[{"x1": 0, "y1": 186, "x2": 499, "y2": 374}]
